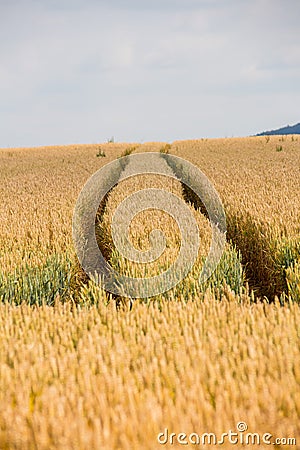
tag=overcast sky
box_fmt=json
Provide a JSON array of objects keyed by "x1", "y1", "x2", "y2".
[{"x1": 1, "y1": 0, "x2": 299, "y2": 148}]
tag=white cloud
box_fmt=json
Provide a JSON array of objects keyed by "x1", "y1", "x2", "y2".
[{"x1": 0, "y1": 0, "x2": 300, "y2": 147}]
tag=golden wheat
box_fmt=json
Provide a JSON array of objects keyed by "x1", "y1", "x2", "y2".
[
  {"x1": 0, "y1": 137, "x2": 299, "y2": 449},
  {"x1": 0, "y1": 296, "x2": 299, "y2": 450}
]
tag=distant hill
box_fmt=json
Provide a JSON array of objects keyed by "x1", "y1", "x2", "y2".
[{"x1": 256, "y1": 122, "x2": 300, "y2": 136}]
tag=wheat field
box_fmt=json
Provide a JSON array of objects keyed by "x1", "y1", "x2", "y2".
[{"x1": 0, "y1": 137, "x2": 299, "y2": 449}]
